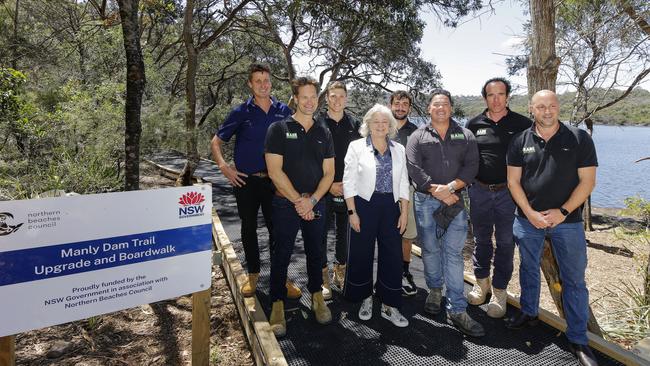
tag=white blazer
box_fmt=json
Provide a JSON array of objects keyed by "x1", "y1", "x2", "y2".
[{"x1": 343, "y1": 137, "x2": 410, "y2": 203}]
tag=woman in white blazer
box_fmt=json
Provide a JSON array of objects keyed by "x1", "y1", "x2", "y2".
[{"x1": 342, "y1": 104, "x2": 410, "y2": 327}]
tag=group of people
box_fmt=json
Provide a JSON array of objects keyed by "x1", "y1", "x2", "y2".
[{"x1": 211, "y1": 63, "x2": 599, "y2": 366}]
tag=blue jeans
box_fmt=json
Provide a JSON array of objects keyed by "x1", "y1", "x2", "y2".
[
  {"x1": 513, "y1": 216, "x2": 589, "y2": 345},
  {"x1": 468, "y1": 184, "x2": 516, "y2": 289},
  {"x1": 414, "y1": 192, "x2": 468, "y2": 314},
  {"x1": 269, "y1": 196, "x2": 325, "y2": 302}
]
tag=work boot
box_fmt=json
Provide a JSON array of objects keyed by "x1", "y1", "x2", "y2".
[
  {"x1": 240, "y1": 273, "x2": 259, "y2": 297},
  {"x1": 269, "y1": 300, "x2": 286, "y2": 337},
  {"x1": 321, "y1": 267, "x2": 332, "y2": 300},
  {"x1": 569, "y1": 342, "x2": 599, "y2": 366},
  {"x1": 424, "y1": 287, "x2": 443, "y2": 314},
  {"x1": 448, "y1": 311, "x2": 485, "y2": 337},
  {"x1": 467, "y1": 277, "x2": 491, "y2": 305},
  {"x1": 286, "y1": 280, "x2": 302, "y2": 299},
  {"x1": 487, "y1": 287, "x2": 508, "y2": 318},
  {"x1": 311, "y1": 291, "x2": 332, "y2": 325},
  {"x1": 332, "y1": 263, "x2": 346, "y2": 291}
]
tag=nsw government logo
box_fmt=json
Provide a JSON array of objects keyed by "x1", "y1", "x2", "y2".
[
  {"x1": 0, "y1": 212, "x2": 24, "y2": 236},
  {"x1": 178, "y1": 192, "x2": 206, "y2": 219}
]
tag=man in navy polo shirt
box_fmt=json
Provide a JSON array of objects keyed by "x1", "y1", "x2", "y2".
[
  {"x1": 210, "y1": 63, "x2": 301, "y2": 299},
  {"x1": 465, "y1": 77, "x2": 532, "y2": 318},
  {"x1": 506, "y1": 90, "x2": 598, "y2": 366},
  {"x1": 265, "y1": 76, "x2": 335, "y2": 337}
]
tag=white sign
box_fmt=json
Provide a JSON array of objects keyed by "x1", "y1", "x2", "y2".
[{"x1": 0, "y1": 185, "x2": 213, "y2": 337}]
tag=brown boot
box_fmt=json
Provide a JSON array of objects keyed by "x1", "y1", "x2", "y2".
[
  {"x1": 332, "y1": 263, "x2": 346, "y2": 291},
  {"x1": 467, "y1": 277, "x2": 491, "y2": 305},
  {"x1": 286, "y1": 280, "x2": 302, "y2": 299},
  {"x1": 312, "y1": 291, "x2": 332, "y2": 325},
  {"x1": 269, "y1": 300, "x2": 286, "y2": 337},
  {"x1": 240, "y1": 273, "x2": 259, "y2": 297},
  {"x1": 322, "y1": 267, "x2": 332, "y2": 300}
]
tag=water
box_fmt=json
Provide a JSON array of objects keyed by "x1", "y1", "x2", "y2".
[{"x1": 591, "y1": 125, "x2": 650, "y2": 208}]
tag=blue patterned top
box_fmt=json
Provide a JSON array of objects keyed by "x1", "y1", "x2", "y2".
[{"x1": 366, "y1": 137, "x2": 393, "y2": 193}]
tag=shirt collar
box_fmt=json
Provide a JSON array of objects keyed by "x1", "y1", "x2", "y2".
[
  {"x1": 246, "y1": 96, "x2": 280, "y2": 109},
  {"x1": 365, "y1": 136, "x2": 394, "y2": 148}
]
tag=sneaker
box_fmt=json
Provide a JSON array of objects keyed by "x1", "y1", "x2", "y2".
[
  {"x1": 424, "y1": 288, "x2": 442, "y2": 314},
  {"x1": 358, "y1": 296, "x2": 373, "y2": 321},
  {"x1": 448, "y1": 311, "x2": 485, "y2": 337},
  {"x1": 381, "y1": 304, "x2": 409, "y2": 327},
  {"x1": 401, "y1": 272, "x2": 417, "y2": 296}
]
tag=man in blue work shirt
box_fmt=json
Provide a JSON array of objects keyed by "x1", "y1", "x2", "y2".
[{"x1": 211, "y1": 63, "x2": 301, "y2": 299}]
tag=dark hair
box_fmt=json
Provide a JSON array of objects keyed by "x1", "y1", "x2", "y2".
[
  {"x1": 481, "y1": 77, "x2": 511, "y2": 98},
  {"x1": 248, "y1": 63, "x2": 271, "y2": 81},
  {"x1": 327, "y1": 81, "x2": 347, "y2": 94},
  {"x1": 389, "y1": 90, "x2": 412, "y2": 105},
  {"x1": 291, "y1": 76, "x2": 319, "y2": 96},
  {"x1": 429, "y1": 89, "x2": 453, "y2": 106}
]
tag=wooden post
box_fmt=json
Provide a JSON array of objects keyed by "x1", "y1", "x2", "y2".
[
  {"x1": 0, "y1": 336, "x2": 16, "y2": 366},
  {"x1": 540, "y1": 238, "x2": 603, "y2": 336},
  {"x1": 192, "y1": 289, "x2": 211, "y2": 366}
]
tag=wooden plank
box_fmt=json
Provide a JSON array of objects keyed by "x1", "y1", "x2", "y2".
[
  {"x1": 192, "y1": 289, "x2": 211, "y2": 366},
  {"x1": 0, "y1": 336, "x2": 15, "y2": 366},
  {"x1": 412, "y1": 244, "x2": 646, "y2": 366},
  {"x1": 212, "y1": 214, "x2": 287, "y2": 366}
]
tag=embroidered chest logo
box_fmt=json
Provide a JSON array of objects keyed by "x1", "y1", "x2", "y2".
[
  {"x1": 450, "y1": 133, "x2": 465, "y2": 140},
  {"x1": 476, "y1": 129, "x2": 487, "y2": 136},
  {"x1": 286, "y1": 132, "x2": 298, "y2": 140},
  {"x1": 522, "y1": 146, "x2": 535, "y2": 154}
]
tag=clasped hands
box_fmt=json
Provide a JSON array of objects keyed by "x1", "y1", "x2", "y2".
[
  {"x1": 428, "y1": 183, "x2": 459, "y2": 206},
  {"x1": 526, "y1": 209, "x2": 566, "y2": 229},
  {"x1": 294, "y1": 196, "x2": 316, "y2": 221}
]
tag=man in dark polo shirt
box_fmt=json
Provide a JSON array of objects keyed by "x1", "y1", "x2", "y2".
[
  {"x1": 465, "y1": 77, "x2": 532, "y2": 318},
  {"x1": 506, "y1": 90, "x2": 598, "y2": 366},
  {"x1": 317, "y1": 81, "x2": 360, "y2": 300},
  {"x1": 211, "y1": 63, "x2": 303, "y2": 299},
  {"x1": 389, "y1": 90, "x2": 420, "y2": 296},
  {"x1": 265, "y1": 76, "x2": 335, "y2": 337},
  {"x1": 406, "y1": 89, "x2": 483, "y2": 337}
]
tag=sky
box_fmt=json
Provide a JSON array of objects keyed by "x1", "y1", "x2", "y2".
[{"x1": 421, "y1": 1, "x2": 529, "y2": 96}]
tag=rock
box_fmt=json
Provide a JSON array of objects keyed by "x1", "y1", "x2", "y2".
[
  {"x1": 46, "y1": 340, "x2": 73, "y2": 359},
  {"x1": 633, "y1": 337, "x2": 650, "y2": 362}
]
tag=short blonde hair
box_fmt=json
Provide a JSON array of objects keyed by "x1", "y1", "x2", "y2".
[{"x1": 359, "y1": 104, "x2": 398, "y2": 139}]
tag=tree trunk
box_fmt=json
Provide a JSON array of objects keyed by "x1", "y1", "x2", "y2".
[
  {"x1": 527, "y1": 0, "x2": 560, "y2": 96},
  {"x1": 12, "y1": 0, "x2": 19, "y2": 70},
  {"x1": 177, "y1": 0, "x2": 200, "y2": 187},
  {"x1": 117, "y1": 0, "x2": 146, "y2": 191}
]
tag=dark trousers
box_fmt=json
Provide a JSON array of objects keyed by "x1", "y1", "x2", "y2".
[
  {"x1": 233, "y1": 176, "x2": 274, "y2": 274},
  {"x1": 321, "y1": 193, "x2": 349, "y2": 268},
  {"x1": 269, "y1": 196, "x2": 325, "y2": 302},
  {"x1": 344, "y1": 193, "x2": 402, "y2": 308},
  {"x1": 468, "y1": 183, "x2": 516, "y2": 289}
]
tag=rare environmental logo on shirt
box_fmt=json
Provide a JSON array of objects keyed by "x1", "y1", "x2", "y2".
[
  {"x1": 450, "y1": 133, "x2": 465, "y2": 140},
  {"x1": 286, "y1": 132, "x2": 298, "y2": 140},
  {"x1": 476, "y1": 129, "x2": 487, "y2": 136},
  {"x1": 522, "y1": 146, "x2": 536, "y2": 154},
  {"x1": 0, "y1": 212, "x2": 23, "y2": 236},
  {"x1": 178, "y1": 192, "x2": 206, "y2": 219}
]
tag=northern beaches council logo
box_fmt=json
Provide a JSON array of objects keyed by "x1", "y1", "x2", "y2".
[
  {"x1": 0, "y1": 212, "x2": 24, "y2": 236},
  {"x1": 178, "y1": 192, "x2": 206, "y2": 219}
]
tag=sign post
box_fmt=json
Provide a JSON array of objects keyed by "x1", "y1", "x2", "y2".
[{"x1": 0, "y1": 336, "x2": 15, "y2": 366}]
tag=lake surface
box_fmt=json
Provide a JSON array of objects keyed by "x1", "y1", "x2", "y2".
[{"x1": 591, "y1": 125, "x2": 649, "y2": 208}]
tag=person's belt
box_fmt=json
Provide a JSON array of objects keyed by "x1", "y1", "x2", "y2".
[
  {"x1": 476, "y1": 180, "x2": 508, "y2": 192},
  {"x1": 250, "y1": 171, "x2": 269, "y2": 178}
]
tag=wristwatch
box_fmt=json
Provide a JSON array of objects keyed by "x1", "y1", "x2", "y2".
[
  {"x1": 559, "y1": 207, "x2": 569, "y2": 216},
  {"x1": 447, "y1": 182, "x2": 456, "y2": 194},
  {"x1": 347, "y1": 209, "x2": 355, "y2": 215},
  {"x1": 309, "y1": 197, "x2": 318, "y2": 206}
]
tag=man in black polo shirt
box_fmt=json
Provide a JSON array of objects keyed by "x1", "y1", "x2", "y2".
[
  {"x1": 389, "y1": 90, "x2": 420, "y2": 296},
  {"x1": 265, "y1": 76, "x2": 335, "y2": 337},
  {"x1": 465, "y1": 78, "x2": 532, "y2": 318},
  {"x1": 317, "y1": 81, "x2": 360, "y2": 299},
  {"x1": 506, "y1": 90, "x2": 598, "y2": 366}
]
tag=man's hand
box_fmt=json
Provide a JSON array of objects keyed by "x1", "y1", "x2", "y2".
[
  {"x1": 430, "y1": 184, "x2": 452, "y2": 201},
  {"x1": 294, "y1": 196, "x2": 314, "y2": 218},
  {"x1": 542, "y1": 209, "x2": 566, "y2": 228},
  {"x1": 397, "y1": 211, "x2": 408, "y2": 234},
  {"x1": 349, "y1": 213, "x2": 360, "y2": 232},
  {"x1": 526, "y1": 210, "x2": 550, "y2": 229},
  {"x1": 441, "y1": 195, "x2": 459, "y2": 206},
  {"x1": 219, "y1": 163, "x2": 247, "y2": 187},
  {"x1": 329, "y1": 182, "x2": 344, "y2": 196}
]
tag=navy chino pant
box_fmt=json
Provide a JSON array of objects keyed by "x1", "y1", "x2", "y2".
[{"x1": 321, "y1": 193, "x2": 349, "y2": 268}]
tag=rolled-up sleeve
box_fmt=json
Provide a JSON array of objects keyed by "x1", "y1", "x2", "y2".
[
  {"x1": 406, "y1": 130, "x2": 433, "y2": 191},
  {"x1": 342, "y1": 142, "x2": 359, "y2": 199},
  {"x1": 457, "y1": 132, "x2": 479, "y2": 185}
]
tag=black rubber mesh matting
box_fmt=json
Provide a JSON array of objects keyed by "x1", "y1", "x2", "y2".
[{"x1": 201, "y1": 168, "x2": 625, "y2": 366}]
